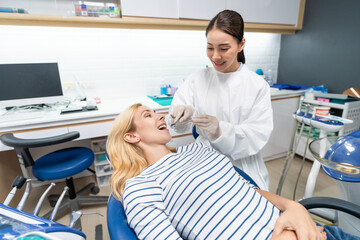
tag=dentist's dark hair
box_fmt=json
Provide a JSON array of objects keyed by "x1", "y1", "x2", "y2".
[{"x1": 206, "y1": 10, "x2": 245, "y2": 64}]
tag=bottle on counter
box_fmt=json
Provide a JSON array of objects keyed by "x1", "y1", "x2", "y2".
[
  {"x1": 265, "y1": 69, "x2": 274, "y2": 87},
  {"x1": 74, "y1": 4, "x2": 81, "y2": 16},
  {"x1": 160, "y1": 81, "x2": 167, "y2": 95},
  {"x1": 80, "y1": 2, "x2": 88, "y2": 16},
  {"x1": 109, "y1": 6, "x2": 115, "y2": 17},
  {"x1": 0, "y1": 7, "x2": 27, "y2": 13}
]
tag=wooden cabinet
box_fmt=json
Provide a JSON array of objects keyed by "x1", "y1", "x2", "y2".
[
  {"x1": 178, "y1": 0, "x2": 301, "y2": 25},
  {"x1": 121, "y1": 0, "x2": 179, "y2": 19},
  {"x1": 68, "y1": 121, "x2": 113, "y2": 140},
  {"x1": 178, "y1": 0, "x2": 225, "y2": 20},
  {"x1": 0, "y1": 0, "x2": 305, "y2": 33},
  {"x1": 226, "y1": 0, "x2": 300, "y2": 25}
]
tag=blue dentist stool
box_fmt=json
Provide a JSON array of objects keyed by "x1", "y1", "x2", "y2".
[{"x1": 0, "y1": 131, "x2": 108, "y2": 230}]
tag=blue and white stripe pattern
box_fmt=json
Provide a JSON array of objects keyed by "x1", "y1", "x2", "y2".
[{"x1": 123, "y1": 143, "x2": 280, "y2": 239}]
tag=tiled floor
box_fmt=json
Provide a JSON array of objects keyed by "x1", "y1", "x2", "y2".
[{"x1": 267, "y1": 155, "x2": 340, "y2": 201}]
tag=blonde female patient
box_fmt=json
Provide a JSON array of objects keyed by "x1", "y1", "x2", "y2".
[{"x1": 105, "y1": 103, "x2": 334, "y2": 240}]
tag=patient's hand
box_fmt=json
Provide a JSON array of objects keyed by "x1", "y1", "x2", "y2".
[
  {"x1": 270, "y1": 229, "x2": 297, "y2": 240},
  {"x1": 272, "y1": 202, "x2": 326, "y2": 240},
  {"x1": 254, "y1": 190, "x2": 326, "y2": 240},
  {"x1": 270, "y1": 226, "x2": 326, "y2": 240}
]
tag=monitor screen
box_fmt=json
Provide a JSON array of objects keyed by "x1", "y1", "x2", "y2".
[{"x1": 0, "y1": 63, "x2": 64, "y2": 108}]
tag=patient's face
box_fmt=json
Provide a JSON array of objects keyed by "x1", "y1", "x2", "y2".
[{"x1": 133, "y1": 106, "x2": 171, "y2": 145}]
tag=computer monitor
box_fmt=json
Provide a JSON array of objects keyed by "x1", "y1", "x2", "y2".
[{"x1": 0, "y1": 63, "x2": 64, "y2": 108}]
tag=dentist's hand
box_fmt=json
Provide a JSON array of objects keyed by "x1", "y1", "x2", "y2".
[
  {"x1": 170, "y1": 105, "x2": 194, "y2": 123},
  {"x1": 192, "y1": 115, "x2": 221, "y2": 140}
]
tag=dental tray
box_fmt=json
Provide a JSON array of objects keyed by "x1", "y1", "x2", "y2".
[{"x1": 148, "y1": 95, "x2": 173, "y2": 106}]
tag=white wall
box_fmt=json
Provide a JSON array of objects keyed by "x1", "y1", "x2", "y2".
[{"x1": 0, "y1": 25, "x2": 280, "y2": 99}]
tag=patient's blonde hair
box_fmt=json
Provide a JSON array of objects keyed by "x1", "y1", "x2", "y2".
[{"x1": 107, "y1": 103, "x2": 147, "y2": 200}]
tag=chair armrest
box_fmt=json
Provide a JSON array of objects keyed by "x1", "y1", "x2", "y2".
[
  {"x1": 0, "y1": 132, "x2": 80, "y2": 148},
  {"x1": 299, "y1": 197, "x2": 360, "y2": 219}
]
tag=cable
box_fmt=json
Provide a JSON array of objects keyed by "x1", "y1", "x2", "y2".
[
  {"x1": 293, "y1": 124, "x2": 313, "y2": 200},
  {"x1": 276, "y1": 97, "x2": 305, "y2": 195}
]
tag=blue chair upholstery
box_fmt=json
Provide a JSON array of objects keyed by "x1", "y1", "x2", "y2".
[
  {"x1": 32, "y1": 147, "x2": 94, "y2": 180},
  {"x1": 107, "y1": 194, "x2": 138, "y2": 240},
  {"x1": 106, "y1": 166, "x2": 258, "y2": 240}
]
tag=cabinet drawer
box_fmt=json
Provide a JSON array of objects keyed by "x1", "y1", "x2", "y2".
[
  {"x1": 95, "y1": 163, "x2": 113, "y2": 175},
  {"x1": 97, "y1": 174, "x2": 112, "y2": 187},
  {"x1": 68, "y1": 121, "x2": 113, "y2": 139}
]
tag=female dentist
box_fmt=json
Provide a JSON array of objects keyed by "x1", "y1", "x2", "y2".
[{"x1": 170, "y1": 10, "x2": 272, "y2": 190}]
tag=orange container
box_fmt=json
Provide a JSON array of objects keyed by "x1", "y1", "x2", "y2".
[{"x1": 315, "y1": 107, "x2": 330, "y2": 116}]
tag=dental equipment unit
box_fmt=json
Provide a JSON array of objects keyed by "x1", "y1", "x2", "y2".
[
  {"x1": 277, "y1": 98, "x2": 354, "y2": 216},
  {"x1": 277, "y1": 97, "x2": 354, "y2": 196},
  {"x1": 0, "y1": 177, "x2": 86, "y2": 239}
]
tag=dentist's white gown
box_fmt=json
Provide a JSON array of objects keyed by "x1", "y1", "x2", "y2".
[{"x1": 171, "y1": 65, "x2": 273, "y2": 190}]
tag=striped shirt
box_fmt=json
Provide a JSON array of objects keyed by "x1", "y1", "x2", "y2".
[{"x1": 123, "y1": 143, "x2": 280, "y2": 240}]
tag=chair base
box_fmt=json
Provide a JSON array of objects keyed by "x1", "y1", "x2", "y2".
[{"x1": 43, "y1": 181, "x2": 108, "y2": 230}]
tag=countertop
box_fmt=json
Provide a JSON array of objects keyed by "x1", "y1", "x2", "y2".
[
  {"x1": 270, "y1": 88, "x2": 305, "y2": 99},
  {"x1": 0, "y1": 90, "x2": 304, "y2": 133},
  {"x1": 0, "y1": 96, "x2": 165, "y2": 133}
]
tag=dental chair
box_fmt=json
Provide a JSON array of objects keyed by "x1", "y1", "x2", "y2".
[
  {"x1": 0, "y1": 131, "x2": 108, "y2": 230},
  {"x1": 107, "y1": 167, "x2": 360, "y2": 240},
  {"x1": 106, "y1": 126, "x2": 360, "y2": 239}
]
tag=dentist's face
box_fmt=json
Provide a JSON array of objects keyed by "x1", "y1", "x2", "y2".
[
  {"x1": 206, "y1": 28, "x2": 245, "y2": 73},
  {"x1": 133, "y1": 106, "x2": 171, "y2": 145}
]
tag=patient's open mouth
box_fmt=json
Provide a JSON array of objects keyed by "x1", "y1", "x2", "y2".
[{"x1": 158, "y1": 123, "x2": 167, "y2": 130}]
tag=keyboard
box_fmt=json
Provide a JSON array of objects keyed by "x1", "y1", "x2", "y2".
[{"x1": 0, "y1": 111, "x2": 46, "y2": 123}]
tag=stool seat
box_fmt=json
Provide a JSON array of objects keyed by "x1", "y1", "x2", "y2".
[{"x1": 32, "y1": 147, "x2": 94, "y2": 180}]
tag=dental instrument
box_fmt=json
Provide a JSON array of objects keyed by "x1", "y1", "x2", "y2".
[
  {"x1": 50, "y1": 186, "x2": 69, "y2": 222},
  {"x1": 0, "y1": 180, "x2": 85, "y2": 239},
  {"x1": 33, "y1": 183, "x2": 56, "y2": 216},
  {"x1": 16, "y1": 179, "x2": 31, "y2": 211},
  {"x1": 3, "y1": 176, "x2": 27, "y2": 206},
  {"x1": 70, "y1": 211, "x2": 104, "y2": 229}
]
